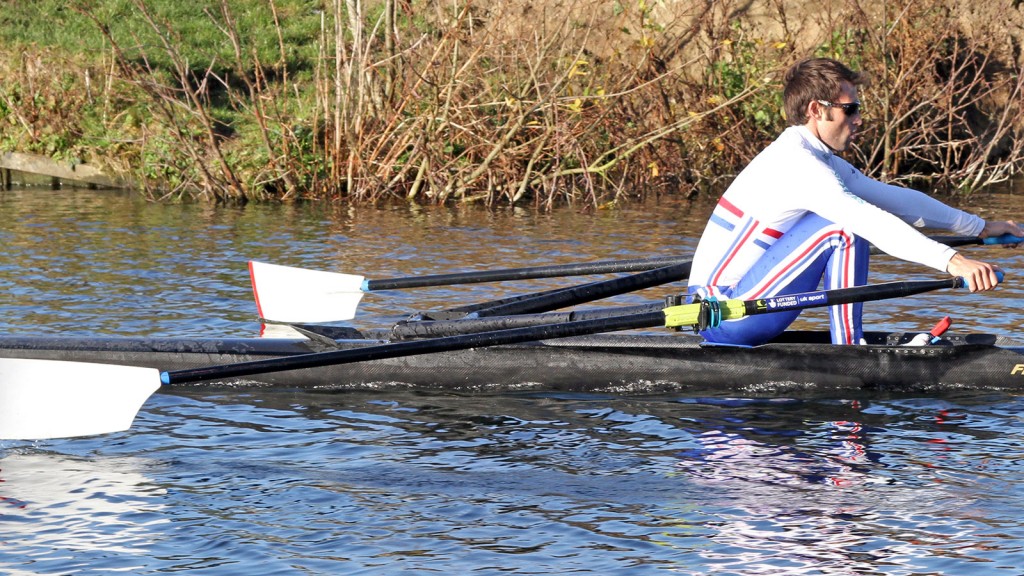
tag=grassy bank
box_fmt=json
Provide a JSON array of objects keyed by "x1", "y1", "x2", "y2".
[{"x1": 1, "y1": 0, "x2": 1023, "y2": 206}]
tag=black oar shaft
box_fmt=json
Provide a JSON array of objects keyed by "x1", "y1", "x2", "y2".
[
  {"x1": 164, "y1": 311, "x2": 667, "y2": 384},
  {"x1": 364, "y1": 256, "x2": 691, "y2": 290},
  {"x1": 417, "y1": 242, "x2": 965, "y2": 320},
  {"x1": 424, "y1": 284, "x2": 590, "y2": 318},
  {"x1": 436, "y1": 238, "x2": 971, "y2": 318},
  {"x1": 470, "y1": 261, "x2": 692, "y2": 317},
  {"x1": 929, "y1": 236, "x2": 984, "y2": 248},
  {"x1": 741, "y1": 277, "x2": 963, "y2": 317},
  {"x1": 362, "y1": 234, "x2": 1009, "y2": 293},
  {"x1": 392, "y1": 303, "x2": 663, "y2": 339},
  {"x1": 933, "y1": 233, "x2": 1022, "y2": 247}
]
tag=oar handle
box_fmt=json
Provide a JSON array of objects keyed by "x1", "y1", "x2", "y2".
[
  {"x1": 955, "y1": 270, "x2": 1005, "y2": 286},
  {"x1": 981, "y1": 233, "x2": 1024, "y2": 245}
]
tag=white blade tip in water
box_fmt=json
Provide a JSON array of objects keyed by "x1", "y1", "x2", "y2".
[
  {"x1": 259, "y1": 323, "x2": 312, "y2": 339},
  {"x1": 0, "y1": 358, "x2": 160, "y2": 440},
  {"x1": 249, "y1": 261, "x2": 365, "y2": 323}
]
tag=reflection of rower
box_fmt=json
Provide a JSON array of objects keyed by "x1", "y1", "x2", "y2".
[
  {"x1": 671, "y1": 400, "x2": 956, "y2": 574},
  {"x1": 677, "y1": 422, "x2": 884, "y2": 488},
  {"x1": 825, "y1": 417, "x2": 869, "y2": 487},
  {"x1": 673, "y1": 418, "x2": 874, "y2": 572}
]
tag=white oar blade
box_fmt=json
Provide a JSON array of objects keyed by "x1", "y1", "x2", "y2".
[
  {"x1": 249, "y1": 261, "x2": 365, "y2": 323},
  {"x1": 0, "y1": 359, "x2": 160, "y2": 440}
]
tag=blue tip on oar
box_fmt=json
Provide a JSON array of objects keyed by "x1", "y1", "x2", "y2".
[
  {"x1": 360, "y1": 279, "x2": 371, "y2": 292},
  {"x1": 160, "y1": 372, "x2": 171, "y2": 385},
  {"x1": 982, "y1": 233, "x2": 1024, "y2": 245},
  {"x1": 958, "y1": 270, "x2": 1005, "y2": 287},
  {"x1": 986, "y1": 270, "x2": 1007, "y2": 283}
]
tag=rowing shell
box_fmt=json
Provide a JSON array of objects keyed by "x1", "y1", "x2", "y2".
[{"x1": 1, "y1": 331, "x2": 1023, "y2": 394}]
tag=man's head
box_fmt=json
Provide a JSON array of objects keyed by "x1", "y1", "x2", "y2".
[{"x1": 783, "y1": 58, "x2": 866, "y2": 152}]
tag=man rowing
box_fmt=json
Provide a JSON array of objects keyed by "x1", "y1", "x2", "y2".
[{"x1": 687, "y1": 57, "x2": 1023, "y2": 346}]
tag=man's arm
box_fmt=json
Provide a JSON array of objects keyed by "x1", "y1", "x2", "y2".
[{"x1": 834, "y1": 157, "x2": 985, "y2": 235}]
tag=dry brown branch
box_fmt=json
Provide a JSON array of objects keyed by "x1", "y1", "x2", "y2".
[{"x1": 36, "y1": 0, "x2": 1021, "y2": 206}]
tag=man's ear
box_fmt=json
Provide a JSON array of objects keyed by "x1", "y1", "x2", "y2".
[{"x1": 806, "y1": 99, "x2": 823, "y2": 120}]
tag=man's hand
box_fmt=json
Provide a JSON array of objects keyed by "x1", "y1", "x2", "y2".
[
  {"x1": 980, "y1": 220, "x2": 1024, "y2": 246},
  {"x1": 946, "y1": 252, "x2": 1002, "y2": 291}
]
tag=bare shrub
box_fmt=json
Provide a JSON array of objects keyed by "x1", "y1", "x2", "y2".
[
  {"x1": 821, "y1": 1, "x2": 1024, "y2": 195},
  {"x1": 34, "y1": 0, "x2": 1024, "y2": 205}
]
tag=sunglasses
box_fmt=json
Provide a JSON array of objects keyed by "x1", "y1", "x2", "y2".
[{"x1": 817, "y1": 99, "x2": 862, "y2": 116}]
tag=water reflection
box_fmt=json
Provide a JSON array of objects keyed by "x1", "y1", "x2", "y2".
[
  {"x1": 0, "y1": 450, "x2": 167, "y2": 573},
  {"x1": 3, "y1": 186, "x2": 1024, "y2": 341},
  {"x1": 3, "y1": 186, "x2": 1024, "y2": 573},
  {"x1": 0, "y1": 384, "x2": 1020, "y2": 573},
  {"x1": 153, "y1": 388, "x2": 1022, "y2": 574},
  {"x1": 0, "y1": 187, "x2": 705, "y2": 337},
  {"x1": 666, "y1": 395, "x2": 1024, "y2": 574}
]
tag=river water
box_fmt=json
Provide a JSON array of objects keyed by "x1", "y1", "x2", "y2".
[{"x1": 1, "y1": 186, "x2": 1024, "y2": 574}]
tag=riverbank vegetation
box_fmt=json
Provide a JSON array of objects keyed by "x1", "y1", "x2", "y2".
[{"x1": 1, "y1": 1, "x2": 1023, "y2": 207}]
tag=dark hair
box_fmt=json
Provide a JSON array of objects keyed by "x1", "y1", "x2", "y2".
[{"x1": 783, "y1": 58, "x2": 866, "y2": 126}]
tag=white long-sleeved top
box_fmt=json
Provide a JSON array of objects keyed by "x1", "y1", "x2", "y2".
[{"x1": 688, "y1": 126, "x2": 985, "y2": 296}]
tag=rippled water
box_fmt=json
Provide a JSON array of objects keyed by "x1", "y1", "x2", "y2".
[{"x1": 2, "y1": 186, "x2": 1024, "y2": 574}]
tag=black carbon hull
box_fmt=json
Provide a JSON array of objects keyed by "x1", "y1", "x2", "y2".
[{"x1": 1, "y1": 331, "x2": 1023, "y2": 394}]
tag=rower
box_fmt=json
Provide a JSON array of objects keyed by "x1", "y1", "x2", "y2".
[{"x1": 686, "y1": 57, "x2": 1021, "y2": 346}]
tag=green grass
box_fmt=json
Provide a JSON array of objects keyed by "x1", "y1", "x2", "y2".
[{"x1": 0, "y1": 0, "x2": 324, "y2": 76}]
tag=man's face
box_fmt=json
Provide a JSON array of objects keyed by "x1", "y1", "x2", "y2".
[{"x1": 809, "y1": 81, "x2": 862, "y2": 153}]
